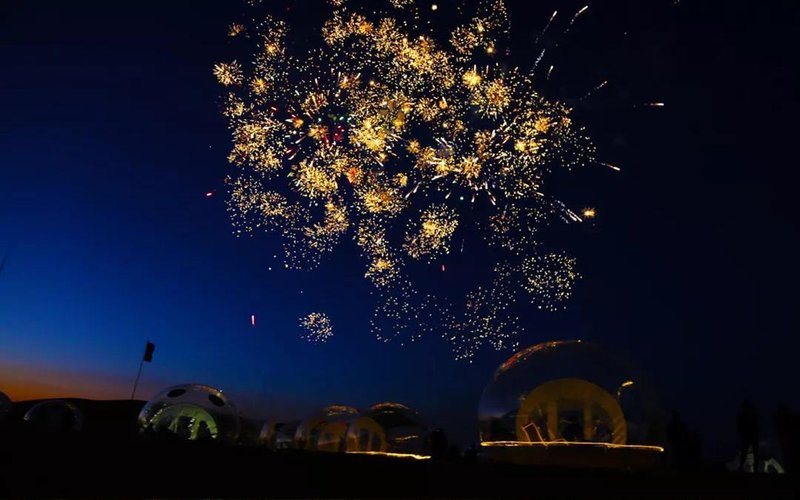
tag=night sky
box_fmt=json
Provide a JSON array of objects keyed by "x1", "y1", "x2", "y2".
[{"x1": 1, "y1": 0, "x2": 798, "y2": 458}]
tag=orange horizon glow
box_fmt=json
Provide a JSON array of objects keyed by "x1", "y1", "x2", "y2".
[{"x1": 0, "y1": 361, "x2": 163, "y2": 402}]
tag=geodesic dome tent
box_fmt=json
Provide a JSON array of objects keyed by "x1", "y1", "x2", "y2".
[
  {"x1": 137, "y1": 384, "x2": 240, "y2": 444},
  {"x1": 479, "y1": 340, "x2": 664, "y2": 468},
  {"x1": 345, "y1": 402, "x2": 431, "y2": 458},
  {"x1": 294, "y1": 405, "x2": 359, "y2": 452},
  {"x1": 23, "y1": 399, "x2": 83, "y2": 432}
]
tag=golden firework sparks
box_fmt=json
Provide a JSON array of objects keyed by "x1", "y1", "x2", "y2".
[
  {"x1": 218, "y1": 0, "x2": 607, "y2": 360},
  {"x1": 300, "y1": 312, "x2": 334, "y2": 343}
]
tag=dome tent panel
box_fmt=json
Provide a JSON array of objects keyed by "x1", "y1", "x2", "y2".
[
  {"x1": 316, "y1": 421, "x2": 350, "y2": 452},
  {"x1": 346, "y1": 416, "x2": 388, "y2": 453}
]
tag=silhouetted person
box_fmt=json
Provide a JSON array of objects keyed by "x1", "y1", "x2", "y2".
[
  {"x1": 463, "y1": 443, "x2": 478, "y2": 464},
  {"x1": 429, "y1": 428, "x2": 447, "y2": 461},
  {"x1": 561, "y1": 416, "x2": 584, "y2": 441},
  {"x1": 686, "y1": 431, "x2": 702, "y2": 471},
  {"x1": 737, "y1": 401, "x2": 759, "y2": 472},
  {"x1": 666, "y1": 411, "x2": 688, "y2": 470},
  {"x1": 175, "y1": 415, "x2": 193, "y2": 440},
  {"x1": 196, "y1": 420, "x2": 212, "y2": 441},
  {"x1": 445, "y1": 444, "x2": 461, "y2": 462},
  {"x1": 774, "y1": 404, "x2": 798, "y2": 475},
  {"x1": 593, "y1": 419, "x2": 611, "y2": 443}
]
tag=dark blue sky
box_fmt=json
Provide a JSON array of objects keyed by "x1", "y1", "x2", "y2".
[{"x1": 1, "y1": 0, "x2": 798, "y2": 454}]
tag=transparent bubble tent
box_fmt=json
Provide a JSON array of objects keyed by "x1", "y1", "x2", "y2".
[
  {"x1": 292, "y1": 403, "x2": 431, "y2": 459},
  {"x1": 479, "y1": 340, "x2": 664, "y2": 468},
  {"x1": 23, "y1": 399, "x2": 83, "y2": 432},
  {"x1": 259, "y1": 420, "x2": 300, "y2": 450},
  {"x1": 294, "y1": 405, "x2": 359, "y2": 452},
  {"x1": 137, "y1": 384, "x2": 241, "y2": 444},
  {"x1": 345, "y1": 402, "x2": 431, "y2": 458}
]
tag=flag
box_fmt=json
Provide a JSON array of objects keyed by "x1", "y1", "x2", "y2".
[{"x1": 143, "y1": 341, "x2": 155, "y2": 363}]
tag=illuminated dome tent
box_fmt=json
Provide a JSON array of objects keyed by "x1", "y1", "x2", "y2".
[
  {"x1": 479, "y1": 340, "x2": 664, "y2": 469},
  {"x1": 294, "y1": 405, "x2": 359, "y2": 452},
  {"x1": 23, "y1": 400, "x2": 83, "y2": 432},
  {"x1": 137, "y1": 384, "x2": 241, "y2": 444},
  {"x1": 345, "y1": 402, "x2": 431, "y2": 459},
  {"x1": 259, "y1": 420, "x2": 301, "y2": 450}
]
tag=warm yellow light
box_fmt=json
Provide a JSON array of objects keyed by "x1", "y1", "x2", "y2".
[
  {"x1": 462, "y1": 69, "x2": 482, "y2": 87},
  {"x1": 346, "y1": 451, "x2": 431, "y2": 460},
  {"x1": 582, "y1": 207, "x2": 596, "y2": 219},
  {"x1": 431, "y1": 4, "x2": 438, "y2": 11},
  {"x1": 616, "y1": 379, "x2": 635, "y2": 398},
  {"x1": 480, "y1": 441, "x2": 664, "y2": 452}
]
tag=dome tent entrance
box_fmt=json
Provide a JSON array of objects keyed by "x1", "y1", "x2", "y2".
[
  {"x1": 515, "y1": 378, "x2": 627, "y2": 445},
  {"x1": 149, "y1": 404, "x2": 219, "y2": 440}
]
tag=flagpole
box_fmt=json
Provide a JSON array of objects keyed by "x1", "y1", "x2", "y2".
[
  {"x1": 131, "y1": 356, "x2": 145, "y2": 400},
  {"x1": 131, "y1": 339, "x2": 153, "y2": 401}
]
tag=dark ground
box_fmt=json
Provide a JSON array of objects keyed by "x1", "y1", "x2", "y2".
[{"x1": 0, "y1": 399, "x2": 797, "y2": 498}]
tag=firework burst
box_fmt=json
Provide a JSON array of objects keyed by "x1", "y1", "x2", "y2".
[
  {"x1": 218, "y1": 0, "x2": 610, "y2": 359},
  {"x1": 300, "y1": 312, "x2": 334, "y2": 343}
]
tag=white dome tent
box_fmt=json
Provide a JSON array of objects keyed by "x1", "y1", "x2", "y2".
[{"x1": 137, "y1": 384, "x2": 241, "y2": 444}]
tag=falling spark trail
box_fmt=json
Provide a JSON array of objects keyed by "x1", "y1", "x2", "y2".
[
  {"x1": 569, "y1": 5, "x2": 589, "y2": 27},
  {"x1": 579, "y1": 80, "x2": 608, "y2": 101},
  {"x1": 555, "y1": 5, "x2": 589, "y2": 47},
  {"x1": 601, "y1": 162, "x2": 621, "y2": 171},
  {"x1": 534, "y1": 11, "x2": 557, "y2": 46},
  {"x1": 532, "y1": 49, "x2": 546, "y2": 75}
]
